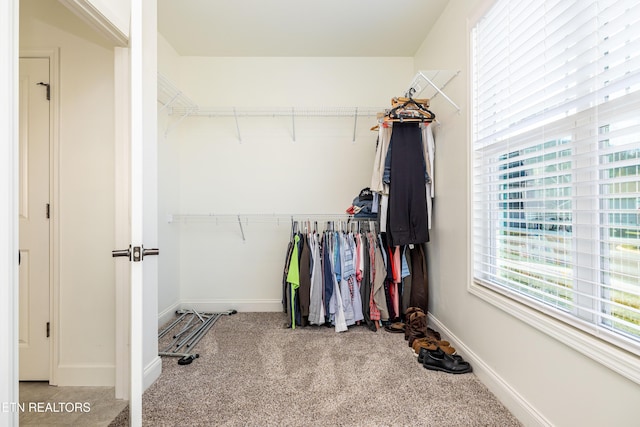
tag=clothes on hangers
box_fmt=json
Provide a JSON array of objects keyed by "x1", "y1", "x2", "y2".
[
  {"x1": 370, "y1": 119, "x2": 436, "y2": 241},
  {"x1": 283, "y1": 222, "x2": 429, "y2": 331},
  {"x1": 366, "y1": 111, "x2": 434, "y2": 315}
]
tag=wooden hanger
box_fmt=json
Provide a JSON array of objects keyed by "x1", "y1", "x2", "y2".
[
  {"x1": 385, "y1": 97, "x2": 435, "y2": 123},
  {"x1": 391, "y1": 97, "x2": 429, "y2": 108}
]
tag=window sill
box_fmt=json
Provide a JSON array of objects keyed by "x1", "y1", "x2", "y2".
[{"x1": 468, "y1": 280, "x2": 640, "y2": 386}]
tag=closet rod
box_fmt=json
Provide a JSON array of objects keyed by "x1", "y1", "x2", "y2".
[
  {"x1": 170, "y1": 106, "x2": 382, "y2": 118},
  {"x1": 168, "y1": 213, "x2": 371, "y2": 223},
  {"x1": 168, "y1": 213, "x2": 377, "y2": 241}
]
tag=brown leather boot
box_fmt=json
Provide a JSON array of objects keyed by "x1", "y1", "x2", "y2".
[
  {"x1": 407, "y1": 311, "x2": 428, "y2": 346},
  {"x1": 404, "y1": 307, "x2": 424, "y2": 340}
]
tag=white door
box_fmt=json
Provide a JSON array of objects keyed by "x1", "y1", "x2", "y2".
[
  {"x1": 18, "y1": 57, "x2": 50, "y2": 381},
  {"x1": 112, "y1": 2, "x2": 159, "y2": 425}
]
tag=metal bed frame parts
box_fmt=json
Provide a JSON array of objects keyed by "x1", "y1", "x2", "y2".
[{"x1": 158, "y1": 308, "x2": 237, "y2": 365}]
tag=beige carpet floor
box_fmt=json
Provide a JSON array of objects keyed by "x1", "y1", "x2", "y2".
[{"x1": 110, "y1": 312, "x2": 521, "y2": 426}]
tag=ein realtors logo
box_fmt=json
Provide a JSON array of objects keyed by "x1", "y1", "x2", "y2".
[{"x1": 1, "y1": 401, "x2": 91, "y2": 413}]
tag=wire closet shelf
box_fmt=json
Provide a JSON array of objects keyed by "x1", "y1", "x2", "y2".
[
  {"x1": 157, "y1": 69, "x2": 460, "y2": 138},
  {"x1": 168, "y1": 213, "x2": 378, "y2": 241}
]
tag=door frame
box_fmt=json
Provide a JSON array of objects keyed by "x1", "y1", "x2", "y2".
[
  {"x1": 3, "y1": 2, "x2": 150, "y2": 424},
  {"x1": 1, "y1": 1, "x2": 20, "y2": 424},
  {"x1": 18, "y1": 49, "x2": 60, "y2": 385}
]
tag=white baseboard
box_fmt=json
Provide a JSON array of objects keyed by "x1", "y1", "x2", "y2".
[
  {"x1": 54, "y1": 364, "x2": 115, "y2": 386},
  {"x1": 143, "y1": 356, "x2": 162, "y2": 392},
  {"x1": 428, "y1": 313, "x2": 552, "y2": 427},
  {"x1": 178, "y1": 299, "x2": 282, "y2": 313},
  {"x1": 158, "y1": 301, "x2": 182, "y2": 327}
]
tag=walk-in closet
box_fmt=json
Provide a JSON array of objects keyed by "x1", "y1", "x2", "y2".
[{"x1": 4, "y1": 1, "x2": 639, "y2": 426}]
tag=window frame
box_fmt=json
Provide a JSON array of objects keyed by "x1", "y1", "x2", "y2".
[{"x1": 467, "y1": 0, "x2": 640, "y2": 385}]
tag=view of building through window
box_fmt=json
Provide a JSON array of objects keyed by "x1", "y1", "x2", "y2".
[
  {"x1": 599, "y1": 122, "x2": 640, "y2": 337},
  {"x1": 496, "y1": 138, "x2": 573, "y2": 312}
]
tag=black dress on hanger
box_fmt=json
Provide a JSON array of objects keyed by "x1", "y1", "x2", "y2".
[{"x1": 387, "y1": 122, "x2": 429, "y2": 246}]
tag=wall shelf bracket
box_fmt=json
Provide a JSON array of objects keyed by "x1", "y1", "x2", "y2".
[{"x1": 405, "y1": 70, "x2": 461, "y2": 113}]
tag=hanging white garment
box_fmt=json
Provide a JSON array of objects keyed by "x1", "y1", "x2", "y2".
[
  {"x1": 421, "y1": 123, "x2": 435, "y2": 229},
  {"x1": 308, "y1": 233, "x2": 325, "y2": 325},
  {"x1": 370, "y1": 125, "x2": 392, "y2": 195},
  {"x1": 330, "y1": 271, "x2": 348, "y2": 332},
  {"x1": 379, "y1": 194, "x2": 389, "y2": 232}
]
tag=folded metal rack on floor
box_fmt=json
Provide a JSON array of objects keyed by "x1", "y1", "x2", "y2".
[{"x1": 158, "y1": 308, "x2": 237, "y2": 365}]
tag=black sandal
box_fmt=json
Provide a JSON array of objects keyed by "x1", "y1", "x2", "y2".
[{"x1": 383, "y1": 322, "x2": 405, "y2": 333}]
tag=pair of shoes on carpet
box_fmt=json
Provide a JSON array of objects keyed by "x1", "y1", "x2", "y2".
[
  {"x1": 418, "y1": 347, "x2": 472, "y2": 374},
  {"x1": 411, "y1": 337, "x2": 456, "y2": 356}
]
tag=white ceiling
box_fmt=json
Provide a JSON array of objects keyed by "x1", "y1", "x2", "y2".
[{"x1": 157, "y1": 0, "x2": 450, "y2": 57}]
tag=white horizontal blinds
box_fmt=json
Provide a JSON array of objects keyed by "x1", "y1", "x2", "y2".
[
  {"x1": 475, "y1": 0, "x2": 640, "y2": 149},
  {"x1": 473, "y1": 0, "x2": 640, "y2": 346}
]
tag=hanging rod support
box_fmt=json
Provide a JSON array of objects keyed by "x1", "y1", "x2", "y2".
[
  {"x1": 237, "y1": 215, "x2": 246, "y2": 241},
  {"x1": 291, "y1": 107, "x2": 296, "y2": 142},
  {"x1": 417, "y1": 71, "x2": 461, "y2": 112},
  {"x1": 165, "y1": 110, "x2": 193, "y2": 137},
  {"x1": 352, "y1": 107, "x2": 358, "y2": 142},
  {"x1": 159, "y1": 91, "x2": 181, "y2": 113},
  {"x1": 233, "y1": 107, "x2": 242, "y2": 143}
]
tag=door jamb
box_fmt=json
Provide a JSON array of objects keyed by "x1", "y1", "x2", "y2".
[{"x1": 2, "y1": 1, "x2": 20, "y2": 424}]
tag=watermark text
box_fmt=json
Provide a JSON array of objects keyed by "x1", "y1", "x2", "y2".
[{"x1": 1, "y1": 401, "x2": 91, "y2": 413}]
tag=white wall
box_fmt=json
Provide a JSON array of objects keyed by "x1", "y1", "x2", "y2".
[
  {"x1": 157, "y1": 56, "x2": 413, "y2": 312},
  {"x1": 158, "y1": 34, "x2": 180, "y2": 82},
  {"x1": 20, "y1": 0, "x2": 117, "y2": 386},
  {"x1": 414, "y1": 1, "x2": 640, "y2": 426},
  {"x1": 157, "y1": 35, "x2": 181, "y2": 323}
]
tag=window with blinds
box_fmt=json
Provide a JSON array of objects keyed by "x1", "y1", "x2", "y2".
[{"x1": 472, "y1": 0, "x2": 640, "y2": 351}]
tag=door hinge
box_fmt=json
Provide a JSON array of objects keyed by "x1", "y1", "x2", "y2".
[
  {"x1": 46, "y1": 203, "x2": 50, "y2": 219},
  {"x1": 37, "y1": 82, "x2": 50, "y2": 101},
  {"x1": 46, "y1": 322, "x2": 50, "y2": 338}
]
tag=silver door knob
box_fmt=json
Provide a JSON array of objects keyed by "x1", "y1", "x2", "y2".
[
  {"x1": 142, "y1": 247, "x2": 159, "y2": 257},
  {"x1": 112, "y1": 246, "x2": 131, "y2": 259},
  {"x1": 112, "y1": 245, "x2": 158, "y2": 262}
]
